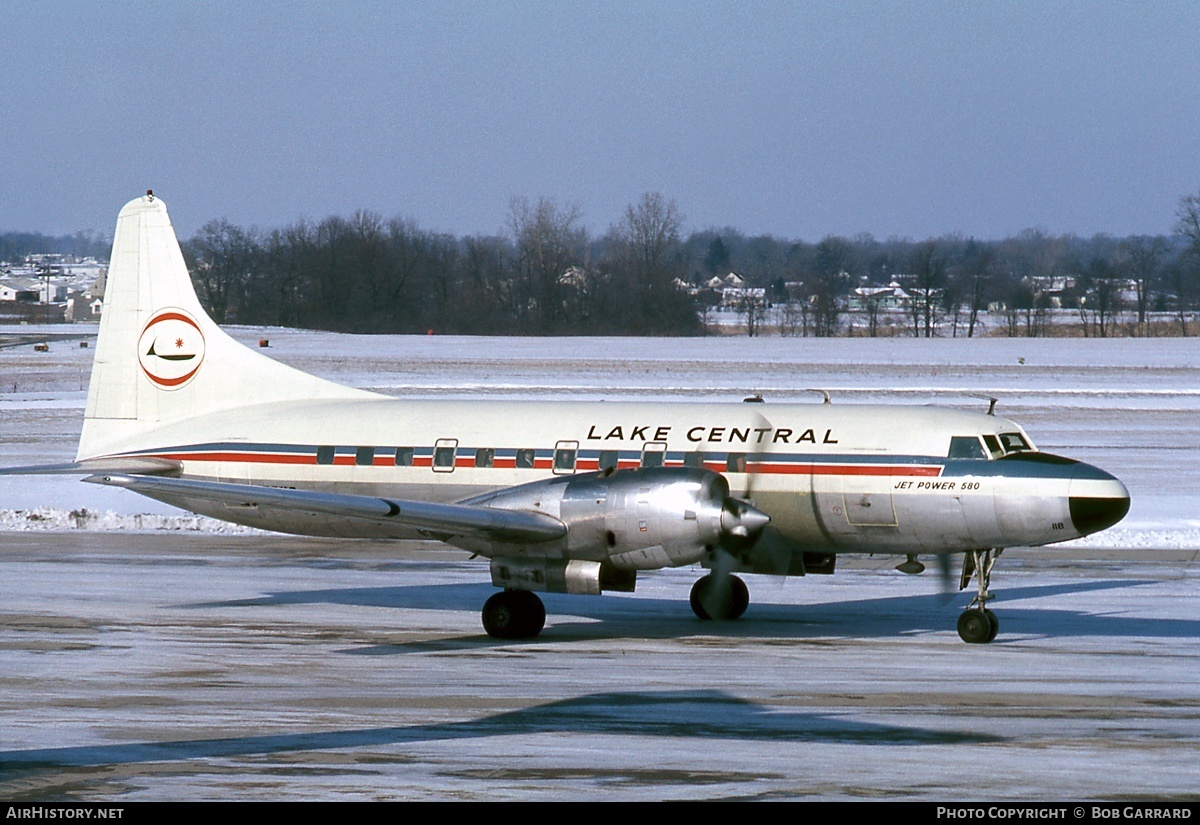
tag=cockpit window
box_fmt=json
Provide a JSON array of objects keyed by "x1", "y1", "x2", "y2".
[
  {"x1": 982, "y1": 434, "x2": 1003, "y2": 459},
  {"x1": 948, "y1": 436, "x2": 987, "y2": 459},
  {"x1": 999, "y1": 432, "x2": 1031, "y2": 453}
]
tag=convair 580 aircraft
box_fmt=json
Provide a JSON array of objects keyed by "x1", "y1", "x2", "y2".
[{"x1": 8, "y1": 193, "x2": 1131, "y2": 643}]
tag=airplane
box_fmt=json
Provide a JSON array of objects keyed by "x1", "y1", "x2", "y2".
[{"x1": 3, "y1": 192, "x2": 1131, "y2": 644}]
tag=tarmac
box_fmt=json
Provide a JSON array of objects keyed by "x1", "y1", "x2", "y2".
[{"x1": 2, "y1": 532, "x2": 1198, "y2": 801}]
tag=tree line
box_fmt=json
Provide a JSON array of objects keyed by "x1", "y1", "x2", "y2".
[
  {"x1": 179, "y1": 189, "x2": 1200, "y2": 337},
  {"x1": 6, "y1": 189, "x2": 1200, "y2": 337},
  {"x1": 0, "y1": 230, "x2": 110, "y2": 263},
  {"x1": 182, "y1": 193, "x2": 702, "y2": 335}
]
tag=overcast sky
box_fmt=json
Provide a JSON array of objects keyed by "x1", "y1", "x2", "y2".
[{"x1": 2, "y1": 1, "x2": 1198, "y2": 242}]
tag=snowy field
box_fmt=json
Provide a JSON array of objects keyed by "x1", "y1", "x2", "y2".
[{"x1": 2, "y1": 325, "x2": 1199, "y2": 801}]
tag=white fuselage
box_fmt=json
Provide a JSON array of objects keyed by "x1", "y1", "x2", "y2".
[{"x1": 99, "y1": 396, "x2": 1126, "y2": 556}]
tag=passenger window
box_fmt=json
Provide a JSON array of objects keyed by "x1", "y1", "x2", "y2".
[
  {"x1": 515, "y1": 448, "x2": 536, "y2": 469},
  {"x1": 553, "y1": 440, "x2": 578, "y2": 474},
  {"x1": 726, "y1": 453, "x2": 747, "y2": 473},
  {"x1": 475, "y1": 448, "x2": 495, "y2": 468},
  {"x1": 394, "y1": 447, "x2": 414, "y2": 466},
  {"x1": 356, "y1": 446, "x2": 375, "y2": 466},
  {"x1": 641, "y1": 442, "x2": 666, "y2": 468},
  {"x1": 598, "y1": 450, "x2": 619, "y2": 470},
  {"x1": 999, "y1": 432, "x2": 1031, "y2": 453},
  {"x1": 316, "y1": 445, "x2": 335, "y2": 465},
  {"x1": 433, "y1": 439, "x2": 458, "y2": 472},
  {"x1": 683, "y1": 451, "x2": 707, "y2": 468},
  {"x1": 948, "y1": 436, "x2": 987, "y2": 459}
]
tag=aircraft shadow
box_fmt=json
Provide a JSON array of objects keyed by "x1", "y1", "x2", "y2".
[
  {"x1": 0, "y1": 688, "x2": 1001, "y2": 773},
  {"x1": 181, "y1": 576, "x2": 1200, "y2": 651}
]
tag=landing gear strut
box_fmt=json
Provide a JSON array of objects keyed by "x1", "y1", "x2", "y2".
[
  {"x1": 690, "y1": 573, "x2": 750, "y2": 620},
  {"x1": 482, "y1": 589, "x2": 546, "y2": 639},
  {"x1": 957, "y1": 549, "x2": 1002, "y2": 643}
]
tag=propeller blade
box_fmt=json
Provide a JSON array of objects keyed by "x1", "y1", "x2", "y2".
[
  {"x1": 743, "y1": 408, "x2": 772, "y2": 500},
  {"x1": 938, "y1": 552, "x2": 955, "y2": 599},
  {"x1": 694, "y1": 545, "x2": 742, "y2": 620}
]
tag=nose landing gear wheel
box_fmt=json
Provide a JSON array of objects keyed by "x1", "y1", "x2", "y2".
[
  {"x1": 984, "y1": 608, "x2": 999, "y2": 642},
  {"x1": 957, "y1": 549, "x2": 1002, "y2": 643},
  {"x1": 482, "y1": 589, "x2": 546, "y2": 639},
  {"x1": 957, "y1": 608, "x2": 999, "y2": 643}
]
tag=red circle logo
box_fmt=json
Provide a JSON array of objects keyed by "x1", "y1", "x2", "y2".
[{"x1": 137, "y1": 308, "x2": 206, "y2": 389}]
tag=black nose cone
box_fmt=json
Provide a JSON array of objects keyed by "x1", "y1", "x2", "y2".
[
  {"x1": 1069, "y1": 494, "x2": 1130, "y2": 535},
  {"x1": 1068, "y1": 462, "x2": 1130, "y2": 536}
]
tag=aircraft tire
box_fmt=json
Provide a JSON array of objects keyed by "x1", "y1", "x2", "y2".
[
  {"x1": 482, "y1": 589, "x2": 545, "y2": 639},
  {"x1": 690, "y1": 573, "x2": 750, "y2": 620},
  {"x1": 727, "y1": 575, "x2": 750, "y2": 619},
  {"x1": 984, "y1": 609, "x2": 999, "y2": 642},
  {"x1": 957, "y1": 609, "x2": 993, "y2": 644}
]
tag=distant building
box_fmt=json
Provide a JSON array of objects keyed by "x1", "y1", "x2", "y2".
[
  {"x1": 720, "y1": 286, "x2": 766, "y2": 309},
  {"x1": 0, "y1": 279, "x2": 41, "y2": 302},
  {"x1": 849, "y1": 283, "x2": 909, "y2": 311}
]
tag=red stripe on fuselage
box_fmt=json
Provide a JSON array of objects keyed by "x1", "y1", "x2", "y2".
[
  {"x1": 748, "y1": 462, "x2": 942, "y2": 476},
  {"x1": 132, "y1": 451, "x2": 943, "y2": 477}
]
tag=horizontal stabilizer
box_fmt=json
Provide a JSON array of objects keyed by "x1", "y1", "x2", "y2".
[
  {"x1": 84, "y1": 474, "x2": 568, "y2": 543},
  {"x1": 0, "y1": 457, "x2": 181, "y2": 476}
]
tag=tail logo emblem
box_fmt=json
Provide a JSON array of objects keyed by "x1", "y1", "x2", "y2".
[{"x1": 137, "y1": 308, "x2": 206, "y2": 389}]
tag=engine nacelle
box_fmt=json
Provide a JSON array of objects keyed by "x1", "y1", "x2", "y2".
[
  {"x1": 465, "y1": 467, "x2": 767, "y2": 571},
  {"x1": 489, "y1": 557, "x2": 637, "y2": 595}
]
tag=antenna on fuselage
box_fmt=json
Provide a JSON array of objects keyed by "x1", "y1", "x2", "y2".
[
  {"x1": 968, "y1": 394, "x2": 999, "y2": 415},
  {"x1": 805, "y1": 388, "x2": 832, "y2": 404}
]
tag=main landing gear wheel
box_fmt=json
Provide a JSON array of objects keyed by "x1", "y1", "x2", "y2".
[
  {"x1": 957, "y1": 549, "x2": 1003, "y2": 644},
  {"x1": 690, "y1": 573, "x2": 750, "y2": 620},
  {"x1": 482, "y1": 589, "x2": 546, "y2": 640}
]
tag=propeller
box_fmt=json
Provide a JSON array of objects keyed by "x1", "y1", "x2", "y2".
[
  {"x1": 896, "y1": 552, "x2": 955, "y2": 597},
  {"x1": 740, "y1": 405, "x2": 801, "y2": 578},
  {"x1": 939, "y1": 552, "x2": 955, "y2": 592},
  {"x1": 693, "y1": 472, "x2": 771, "y2": 620},
  {"x1": 691, "y1": 404, "x2": 777, "y2": 620}
]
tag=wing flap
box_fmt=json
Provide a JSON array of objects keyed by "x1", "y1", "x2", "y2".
[{"x1": 84, "y1": 474, "x2": 567, "y2": 543}]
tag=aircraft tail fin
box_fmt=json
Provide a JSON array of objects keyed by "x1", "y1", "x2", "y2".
[{"x1": 78, "y1": 192, "x2": 374, "y2": 461}]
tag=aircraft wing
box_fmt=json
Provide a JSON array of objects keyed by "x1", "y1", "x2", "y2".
[{"x1": 83, "y1": 473, "x2": 567, "y2": 544}]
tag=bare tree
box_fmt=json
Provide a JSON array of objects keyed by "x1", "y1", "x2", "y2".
[
  {"x1": 613, "y1": 195, "x2": 682, "y2": 297},
  {"x1": 735, "y1": 290, "x2": 767, "y2": 336},
  {"x1": 186, "y1": 219, "x2": 259, "y2": 324},
  {"x1": 1178, "y1": 191, "x2": 1200, "y2": 249},
  {"x1": 958, "y1": 240, "x2": 995, "y2": 337},
  {"x1": 1078, "y1": 256, "x2": 1123, "y2": 338},
  {"x1": 508, "y1": 197, "x2": 588, "y2": 332},
  {"x1": 601, "y1": 193, "x2": 701, "y2": 334},
  {"x1": 1174, "y1": 190, "x2": 1200, "y2": 335},
  {"x1": 809, "y1": 236, "x2": 852, "y2": 337},
  {"x1": 907, "y1": 241, "x2": 945, "y2": 337},
  {"x1": 1121, "y1": 235, "x2": 1168, "y2": 332},
  {"x1": 860, "y1": 290, "x2": 885, "y2": 337},
  {"x1": 383, "y1": 217, "x2": 428, "y2": 327}
]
